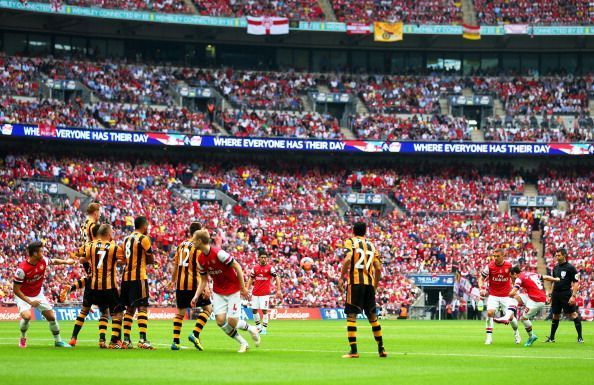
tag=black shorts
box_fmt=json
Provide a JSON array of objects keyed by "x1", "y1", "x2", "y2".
[
  {"x1": 89, "y1": 288, "x2": 122, "y2": 314},
  {"x1": 176, "y1": 290, "x2": 211, "y2": 309},
  {"x1": 345, "y1": 284, "x2": 377, "y2": 317},
  {"x1": 551, "y1": 291, "x2": 578, "y2": 314},
  {"x1": 81, "y1": 278, "x2": 92, "y2": 308},
  {"x1": 120, "y1": 280, "x2": 150, "y2": 308}
]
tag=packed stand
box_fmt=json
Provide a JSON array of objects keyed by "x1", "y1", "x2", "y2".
[
  {"x1": 538, "y1": 169, "x2": 594, "y2": 307},
  {"x1": 356, "y1": 75, "x2": 465, "y2": 115},
  {"x1": 34, "y1": 0, "x2": 193, "y2": 14},
  {"x1": 224, "y1": 110, "x2": 343, "y2": 139},
  {"x1": 1, "y1": 154, "x2": 536, "y2": 308},
  {"x1": 497, "y1": 76, "x2": 591, "y2": 116},
  {"x1": 211, "y1": 69, "x2": 317, "y2": 111},
  {"x1": 0, "y1": 97, "x2": 100, "y2": 128},
  {"x1": 483, "y1": 115, "x2": 594, "y2": 142},
  {"x1": 0, "y1": 55, "x2": 40, "y2": 97},
  {"x1": 350, "y1": 114, "x2": 470, "y2": 141},
  {"x1": 41, "y1": 59, "x2": 174, "y2": 105},
  {"x1": 193, "y1": 0, "x2": 324, "y2": 20},
  {"x1": 342, "y1": 165, "x2": 523, "y2": 214},
  {"x1": 0, "y1": 97, "x2": 217, "y2": 135},
  {"x1": 475, "y1": 0, "x2": 594, "y2": 26},
  {"x1": 331, "y1": 0, "x2": 462, "y2": 24}
]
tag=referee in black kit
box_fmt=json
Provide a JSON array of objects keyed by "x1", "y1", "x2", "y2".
[{"x1": 546, "y1": 248, "x2": 584, "y2": 343}]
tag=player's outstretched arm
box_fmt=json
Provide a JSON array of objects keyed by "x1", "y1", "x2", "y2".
[
  {"x1": 542, "y1": 275, "x2": 560, "y2": 282},
  {"x1": 246, "y1": 276, "x2": 253, "y2": 293},
  {"x1": 51, "y1": 258, "x2": 76, "y2": 265}
]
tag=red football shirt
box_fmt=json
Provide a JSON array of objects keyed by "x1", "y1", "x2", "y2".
[
  {"x1": 198, "y1": 246, "x2": 241, "y2": 295},
  {"x1": 251, "y1": 264, "x2": 277, "y2": 296},
  {"x1": 481, "y1": 260, "x2": 512, "y2": 297},
  {"x1": 13, "y1": 257, "x2": 50, "y2": 297},
  {"x1": 514, "y1": 272, "x2": 547, "y2": 303}
]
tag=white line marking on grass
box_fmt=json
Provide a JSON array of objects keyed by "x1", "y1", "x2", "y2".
[
  {"x1": 0, "y1": 338, "x2": 189, "y2": 349},
  {"x1": 0, "y1": 339, "x2": 591, "y2": 360}
]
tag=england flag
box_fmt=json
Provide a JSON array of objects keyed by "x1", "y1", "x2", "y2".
[{"x1": 247, "y1": 16, "x2": 289, "y2": 35}]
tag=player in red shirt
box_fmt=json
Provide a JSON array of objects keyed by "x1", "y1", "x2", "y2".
[
  {"x1": 495, "y1": 265, "x2": 559, "y2": 346},
  {"x1": 478, "y1": 249, "x2": 520, "y2": 345},
  {"x1": 190, "y1": 229, "x2": 260, "y2": 353},
  {"x1": 246, "y1": 250, "x2": 281, "y2": 335},
  {"x1": 12, "y1": 241, "x2": 76, "y2": 348}
]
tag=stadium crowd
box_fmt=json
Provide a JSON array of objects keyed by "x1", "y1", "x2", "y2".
[
  {"x1": 34, "y1": 0, "x2": 192, "y2": 14},
  {"x1": 331, "y1": 0, "x2": 462, "y2": 24},
  {"x1": 2, "y1": 55, "x2": 594, "y2": 141},
  {"x1": 3, "y1": 153, "x2": 591, "y2": 312},
  {"x1": 483, "y1": 115, "x2": 594, "y2": 142},
  {"x1": 350, "y1": 114, "x2": 470, "y2": 141},
  {"x1": 475, "y1": 0, "x2": 594, "y2": 26}
]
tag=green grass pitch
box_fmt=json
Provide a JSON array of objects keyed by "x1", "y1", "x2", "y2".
[{"x1": 0, "y1": 319, "x2": 591, "y2": 385}]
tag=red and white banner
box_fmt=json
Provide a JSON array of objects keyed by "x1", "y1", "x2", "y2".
[
  {"x1": 268, "y1": 308, "x2": 322, "y2": 320},
  {"x1": 0, "y1": 307, "x2": 23, "y2": 321},
  {"x1": 504, "y1": 24, "x2": 529, "y2": 34},
  {"x1": 346, "y1": 22, "x2": 372, "y2": 35},
  {"x1": 247, "y1": 16, "x2": 289, "y2": 35},
  {"x1": 580, "y1": 308, "x2": 594, "y2": 321}
]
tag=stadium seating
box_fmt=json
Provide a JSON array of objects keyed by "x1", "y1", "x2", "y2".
[
  {"x1": 2, "y1": 55, "x2": 594, "y2": 141},
  {"x1": 475, "y1": 0, "x2": 594, "y2": 26},
  {"x1": 193, "y1": 0, "x2": 324, "y2": 20},
  {"x1": 36, "y1": 0, "x2": 193, "y2": 14},
  {"x1": 331, "y1": 0, "x2": 463, "y2": 24},
  {"x1": 350, "y1": 114, "x2": 470, "y2": 141},
  {"x1": 223, "y1": 110, "x2": 343, "y2": 139},
  {"x1": 4, "y1": 154, "x2": 588, "y2": 309}
]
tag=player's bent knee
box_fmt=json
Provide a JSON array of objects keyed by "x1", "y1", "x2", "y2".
[
  {"x1": 42, "y1": 310, "x2": 56, "y2": 321},
  {"x1": 20, "y1": 310, "x2": 32, "y2": 320},
  {"x1": 215, "y1": 315, "x2": 227, "y2": 326},
  {"x1": 226, "y1": 317, "x2": 239, "y2": 328}
]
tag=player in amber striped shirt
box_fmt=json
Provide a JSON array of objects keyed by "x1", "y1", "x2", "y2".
[
  {"x1": 338, "y1": 222, "x2": 386, "y2": 358},
  {"x1": 170, "y1": 222, "x2": 213, "y2": 351},
  {"x1": 65, "y1": 203, "x2": 101, "y2": 347},
  {"x1": 120, "y1": 216, "x2": 155, "y2": 350},
  {"x1": 79, "y1": 225, "x2": 127, "y2": 348}
]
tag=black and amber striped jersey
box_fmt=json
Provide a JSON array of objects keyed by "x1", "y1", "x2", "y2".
[
  {"x1": 173, "y1": 240, "x2": 201, "y2": 291},
  {"x1": 79, "y1": 240, "x2": 124, "y2": 290},
  {"x1": 81, "y1": 217, "x2": 100, "y2": 243},
  {"x1": 122, "y1": 231, "x2": 153, "y2": 282},
  {"x1": 343, "y1": 236, "x2": 381, "y2": 286}
]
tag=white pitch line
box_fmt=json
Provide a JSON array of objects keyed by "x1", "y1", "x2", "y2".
[{"x1": 0, "y1": 339, "x2": 591, "y2": 360}]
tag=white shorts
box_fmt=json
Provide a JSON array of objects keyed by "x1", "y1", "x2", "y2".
[
  {"x1": 518, "y1": 294, "x2": 545, "y2": 319},
  {"x1": 251, "y1": 295, "x2": 270, "y2": 310},
  {"x1": 212, "y1": 292, "x2": 241, "y2": 319},
  {"x1": 16, "y1": 293, "x2": 53, "y2": 314},
  {"x1": 486, "y1": 295, "x2": 517, "y2": 312}
]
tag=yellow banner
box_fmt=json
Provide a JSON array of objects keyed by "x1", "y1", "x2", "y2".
[
  {"x1": 462, "y1": 32, "x2": 481, "y2": 40},
  {"x1": 374, "y1": 22, "x2": 403, "y2": 42}
]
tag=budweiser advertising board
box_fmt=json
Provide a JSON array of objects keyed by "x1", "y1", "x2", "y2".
[{"x1": 268, "y1": 308, "x2": 322, "y2": 320}]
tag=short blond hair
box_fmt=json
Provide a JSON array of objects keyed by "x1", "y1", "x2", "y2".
[
  {"x1": 192, "y1": 229, "x2": 210, "y2": 245},
  {"x1": 86, "y1": 202, "x2": 101, "y2": 215}
]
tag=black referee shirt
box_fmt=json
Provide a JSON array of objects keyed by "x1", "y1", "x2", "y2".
[{"x1": 552, "y1": 261, "x2": 578, "y2": 293}]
